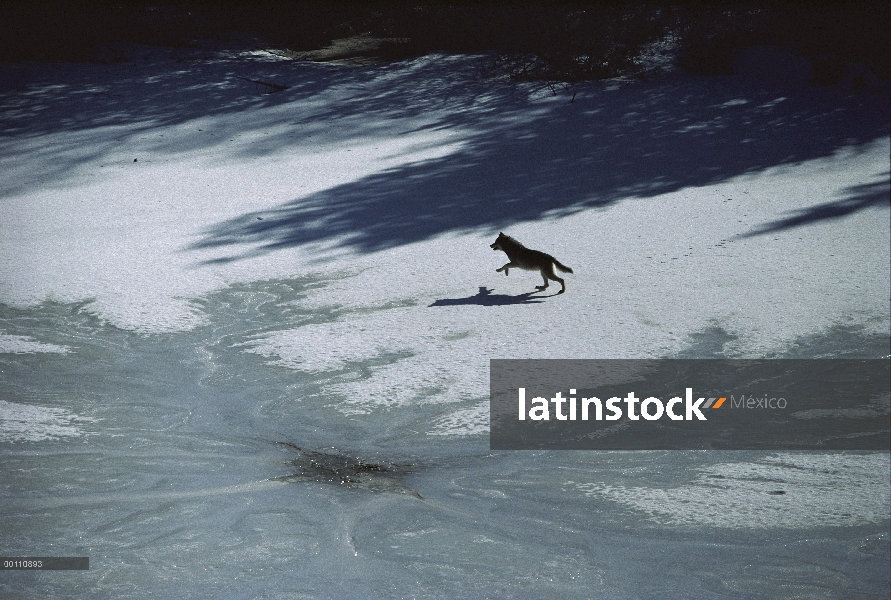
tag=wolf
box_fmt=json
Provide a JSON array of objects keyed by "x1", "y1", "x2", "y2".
[{"x1": 490, "y1": 232, "x2": 573, "y2": 294}]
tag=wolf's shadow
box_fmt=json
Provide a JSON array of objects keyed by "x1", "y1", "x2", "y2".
[{"x1": 429, "y1": 286, "x2": 550, "y2": 306}]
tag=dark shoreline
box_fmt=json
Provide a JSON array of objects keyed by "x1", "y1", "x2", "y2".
[{"x1": 2, "y1": 1, "x2": 888, "y2": 85}]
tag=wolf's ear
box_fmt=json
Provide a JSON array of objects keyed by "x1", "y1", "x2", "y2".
[{"x1": 499, "y1": 231, "x2": 504, "y2": 236}]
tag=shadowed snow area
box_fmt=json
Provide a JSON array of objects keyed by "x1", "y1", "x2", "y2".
[
  {"x1": 1, "y1": 49, "x2": 889, "y2": 598},
  {"x1": 2, "y1": 53, "x2": 888, "y2": 259}
]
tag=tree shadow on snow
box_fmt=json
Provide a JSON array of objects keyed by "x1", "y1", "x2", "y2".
[
  {"x1": 2, "y1": 53, "x2": 887, "y2": 257},
  {"x1": 739, "y1": 175, "x2": 890, "y2": 238},
  {"x1": 429, "y1": 287, "x2": 548, "y2": 307},
  {"x1": 182, "y1": 64, "x2": 888, "y2": 261}
]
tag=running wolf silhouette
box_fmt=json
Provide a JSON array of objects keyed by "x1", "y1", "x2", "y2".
[{"x1": 490, "y1": 232, "x2": 573, "y2": 294}]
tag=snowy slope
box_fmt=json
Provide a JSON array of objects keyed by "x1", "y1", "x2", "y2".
[{"x1": 1, "y1": 48, "x2": 889, "y2": 599}]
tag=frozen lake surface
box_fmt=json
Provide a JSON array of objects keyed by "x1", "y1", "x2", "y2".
[{"x1": 1, "y1": 48, "x2": 889, "y2": 598}]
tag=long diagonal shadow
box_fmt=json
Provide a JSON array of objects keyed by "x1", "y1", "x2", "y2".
[
  {"x1": 429, "y1": 287, "x2": 549, "y2": 306},
  {"x1": 739, "y1": 176, "x2": 890, "y2": 238}
]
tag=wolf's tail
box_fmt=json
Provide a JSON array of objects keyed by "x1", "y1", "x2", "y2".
[{"x1": 554, "y1": 261, "x2": 573, "y2": 274}]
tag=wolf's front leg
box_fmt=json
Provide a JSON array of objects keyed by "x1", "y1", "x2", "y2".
[{"x1": 496, "y1": 263, "x2": 512, "y2": 276}]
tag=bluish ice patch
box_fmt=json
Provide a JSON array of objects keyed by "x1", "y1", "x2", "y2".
[{"x1": 0, "y1": 283, "x2": 888, "y2": 599}]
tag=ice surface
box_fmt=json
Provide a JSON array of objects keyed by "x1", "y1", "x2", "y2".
[
  {"x1": 0, "y1": 399, "x2": 95, "y2": 442},
  {"x1": 1, "y1": 49, "x2": 888, "y2": 598},
  {"x1": 0, "y1": 333, "x2": 70, "y2": 354},
  {"x1": 576, "y1": 453, "x2": 891, "y2": 528}
]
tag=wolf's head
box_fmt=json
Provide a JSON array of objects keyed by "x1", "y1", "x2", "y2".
[{"x1": 490, "y1": 232, "x2": 509, "y2": 251}]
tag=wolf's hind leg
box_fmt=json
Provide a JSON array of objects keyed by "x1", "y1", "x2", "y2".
[
  {"x1": 535, "y1": 270, "x2": 550, "y2": 290},
  {"x1": 542, "y1": 266, "x2": 565, "y2": 293}
]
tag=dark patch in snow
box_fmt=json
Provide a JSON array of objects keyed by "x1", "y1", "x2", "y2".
[
  {"x1": 237, "y1": 76, "x2": 290, "y2": 94},
  {"x1": 277, "y1": 443, "x2": 421, "y2": 498},
  {"x1": 676, "y1": 322, "x2": 891, "y2": 359},
  {"x1": 676, "y1": 325, "x2": 739, "y2": 358}
]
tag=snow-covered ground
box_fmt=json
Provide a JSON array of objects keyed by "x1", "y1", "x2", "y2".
[{"x1": 1, "y1": 47, "x2": 889, "y2": 598}]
